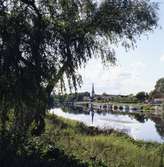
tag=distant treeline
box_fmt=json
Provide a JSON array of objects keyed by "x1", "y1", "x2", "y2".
[
  {"x1": 48, "y1": 92, "x2": 90, "y2": 107},
  {"x1": 49, "y1": 91, "x2": 148, "y2": 106},
  {"x1": 49, "y1": 78, "x2": 164, "y2": 106}
]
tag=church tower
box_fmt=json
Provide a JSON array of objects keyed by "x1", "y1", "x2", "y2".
[{"x1": 90, "y1": 83, "x2": 95, "y2": 101}]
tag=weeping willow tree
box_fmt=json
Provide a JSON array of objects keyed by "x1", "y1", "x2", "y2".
[{"x1": 0, "y1": 0, "x2": 158, "y2": 151}]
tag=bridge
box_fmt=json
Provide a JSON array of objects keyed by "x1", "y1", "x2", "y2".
[{"x1": 73, "y1": 101, "x2": 143, "y2": 112}]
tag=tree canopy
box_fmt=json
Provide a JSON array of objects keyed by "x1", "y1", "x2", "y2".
[
  {"x1": 151, "y1": 78, "x2": 164, "y2": 98},
  {"x1": 135, "y1": 91, "x2": 149, "y2": 102},
  {"x1": 0, "y1": 0, "x2": 159, "y2": 149}
]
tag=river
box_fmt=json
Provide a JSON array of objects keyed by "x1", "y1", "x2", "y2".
[{"x1": 50, "y1": 106, "x2": 164, "y2": 143}]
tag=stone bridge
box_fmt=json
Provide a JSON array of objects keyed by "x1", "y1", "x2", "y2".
[{"x1": 74, "y1": 102, "x2": 141, "y2": 112}]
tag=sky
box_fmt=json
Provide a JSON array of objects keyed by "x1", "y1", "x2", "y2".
[{"x1": 78, "y1": 0, "x2": 164, "y2": 95}]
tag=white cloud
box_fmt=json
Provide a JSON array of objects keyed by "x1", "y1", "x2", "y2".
[
  {"x1": 160, "y1": 55, "x2": 164, "y2": 62},
  {"x1": 79, "y1": 58, "x2": 151, "y2": 95}
]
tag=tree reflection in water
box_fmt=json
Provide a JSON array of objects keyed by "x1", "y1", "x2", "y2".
[
  {"x1": 62, "y1": 106, "x2": 89, "y2": 115},
  {"x1": 132, "y1": 114, "x2": 148, "y2": 123},
  {"x1": 150, "y1": 116, "x2": 164, "y2": 140}
]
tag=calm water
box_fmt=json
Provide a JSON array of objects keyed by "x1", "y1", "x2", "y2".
[{"x1": 50, "y1": 106, "x2": 164, "y2": 143}]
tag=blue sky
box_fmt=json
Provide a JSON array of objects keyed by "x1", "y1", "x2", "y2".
[{"x1": 79, "y1": 1, "x2": 164, "y2": 95}]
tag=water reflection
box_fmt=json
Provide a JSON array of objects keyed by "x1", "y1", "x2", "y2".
[
  {"x1": 62, "y1": 106, "x2": 90, "y2": 115},
  {"x1": 132, "y1": 114, "x2": 148, "y2": 123},
  {"x1": 90, "y1": 104, "x2": 95, "y2": 124},
  {"x1": 150, "y1": 116, "x2": 164, "y2": 140},
  {"x1": 51, "y1": 106, "x2": 164, "y2": 143}
]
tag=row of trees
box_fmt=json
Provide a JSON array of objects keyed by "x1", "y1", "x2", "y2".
[
  {"x1": 136, "y1": 78, "x2": 164, "y2": 102},
  {"x1": 51, "y1": 88, "x2": 160, "y2": 105},
  {"x1": 52, "y1": 92, "x2": 90, "y2": 104},
  {"x1": 127, "y1": 78, "x2": 164, "y2": 102},
  {"x1": 50, "y1": 78, "x2": 164, "y2": 104}
]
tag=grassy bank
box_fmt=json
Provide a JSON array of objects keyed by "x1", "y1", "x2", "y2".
[{"x1": 45, "y1": 114, "x2": 164, "y2": 167}]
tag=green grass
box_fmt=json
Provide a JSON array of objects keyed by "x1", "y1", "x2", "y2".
[
  {"x1": 141, "y1": 104, "x2": 155, "y2": 112},
  {"x1": 45, "y1": 114, "x2": 164, "y2": 167}
]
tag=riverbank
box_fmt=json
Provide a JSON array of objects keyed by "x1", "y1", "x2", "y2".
[
  {"x1": 45, "y1": 113, "x2": 164, "y2": 167},
  {"x1": 51, "y1": 107, "x2": 164, "y2": 142}
]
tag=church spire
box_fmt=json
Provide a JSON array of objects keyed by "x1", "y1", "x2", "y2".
[
  {"x1": 91, "y1": 83, "x2": 95, "y2": 99},
  {"x1": 92, "y1": 83, "x2": 95, "y2": 97}
]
